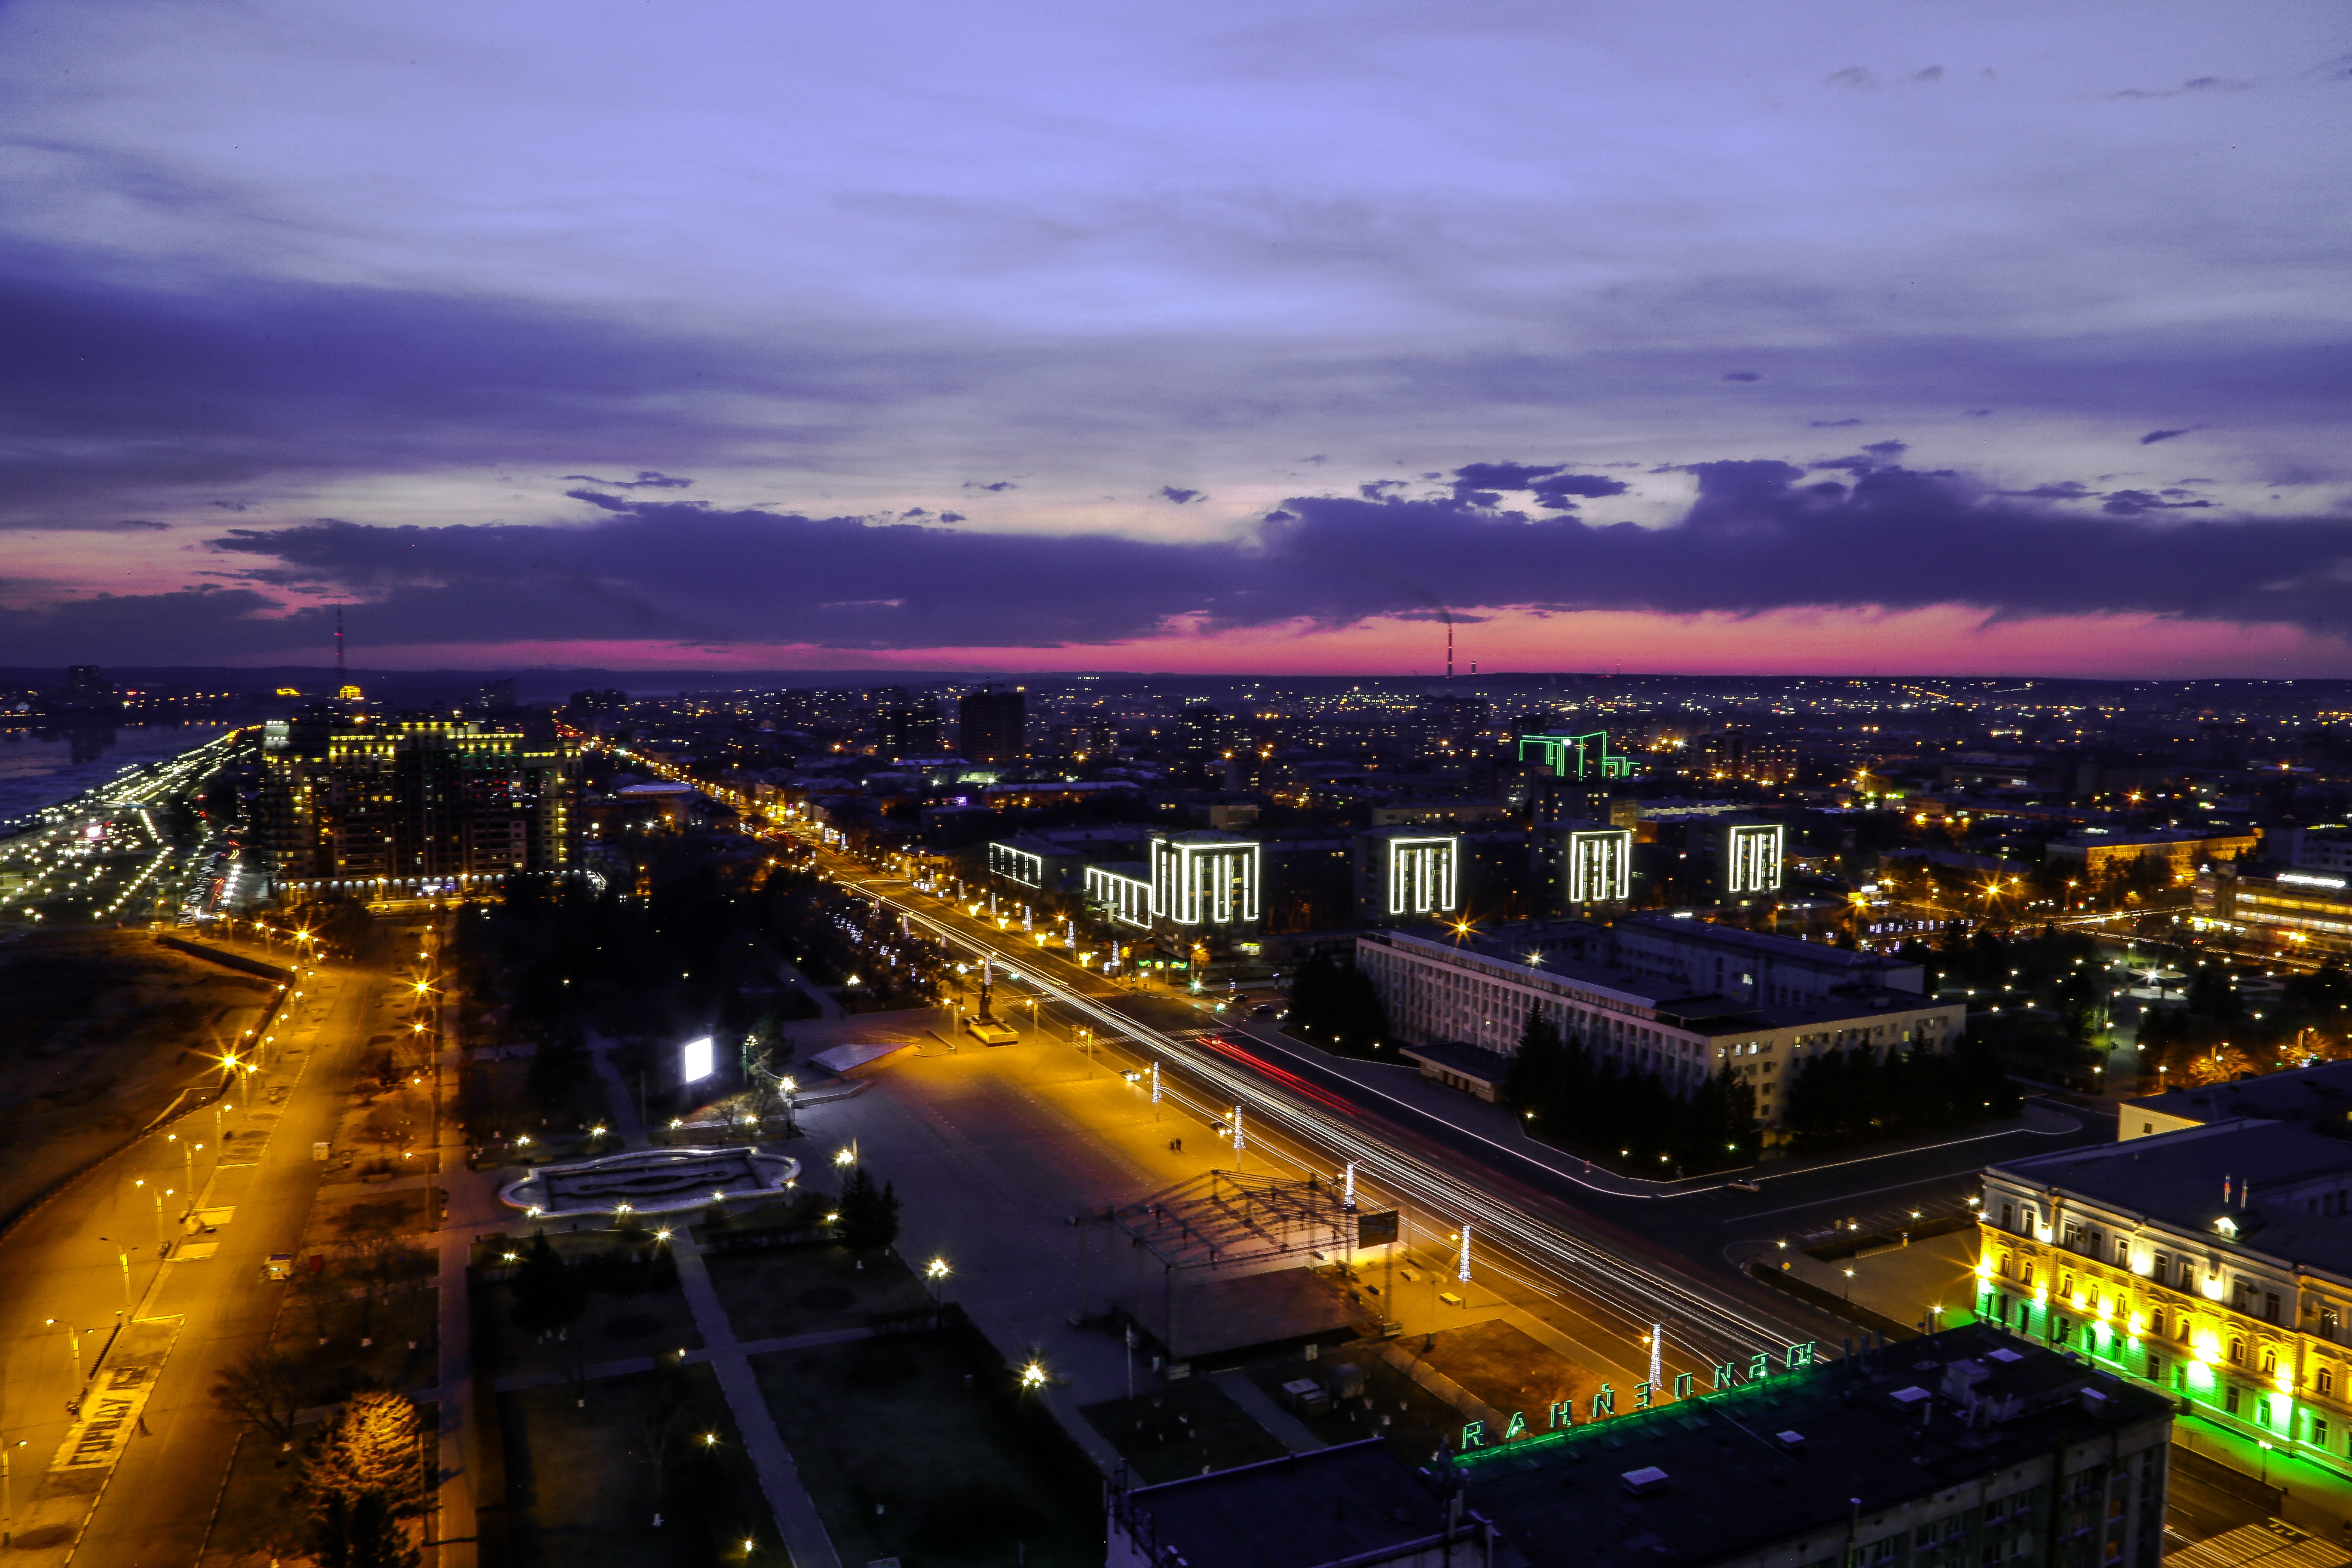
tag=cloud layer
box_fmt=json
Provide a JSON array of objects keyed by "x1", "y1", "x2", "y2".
[{"x1": 6, "y1": 459, "x2": 2349, "y2": 662}]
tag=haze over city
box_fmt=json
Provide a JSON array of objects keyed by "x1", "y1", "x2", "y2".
[{"x1": 4, "y1": 0, "x2": 2348, "y2": 675}]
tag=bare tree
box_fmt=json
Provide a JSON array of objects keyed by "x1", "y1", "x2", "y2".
[{"x1": 210, "y1": 1342, "x2": 304, "y2": 1447}]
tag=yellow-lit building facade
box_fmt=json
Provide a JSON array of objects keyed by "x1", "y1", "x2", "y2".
[{"x1": 1979, "y1": 1119, "x2": 2352, "y2": 1476}]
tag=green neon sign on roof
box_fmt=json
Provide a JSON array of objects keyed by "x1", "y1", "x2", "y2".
[{"x1": 1519, "y1": 731, "x2": 1634, "y2": 781}]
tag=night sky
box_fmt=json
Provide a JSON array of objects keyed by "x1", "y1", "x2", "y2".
[{"x1": 3, "y1": 1, "x2": 2346, "y2": 675}]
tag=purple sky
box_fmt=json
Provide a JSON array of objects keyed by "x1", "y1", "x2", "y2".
[{"x1": 2, "y1": 0, "x2": 2348, "y2": 674}]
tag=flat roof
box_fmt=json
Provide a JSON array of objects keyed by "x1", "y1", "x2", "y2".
[
  {"x1": 1992, "y1": 1119, "x2": 2352, "y2": 1278},
  {"x1": 1399, "y1": 1040, "x2": 1515, "y2": 1083},
  {"x1": 2125, "y1": 1060, "x2": 2352, "y2": 1127},
  {"x1": 1372, "y1": 930, "x2": 1955, "y2": 1038},
  {"x1": 1452, "y1": 1323, "x2": 2168, "y2": 1568},
  {"x1": 1120, "y1": 1440, "x2": 1448, "y2": 1568}
]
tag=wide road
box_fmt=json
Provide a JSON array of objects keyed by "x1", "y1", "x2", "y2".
[
  {"x1": 779, "y1": 836, "x2": 1854, "y2": 1391},
  {"x1": 0, "y1": 940, "x2": 374, "y2": 1568}
]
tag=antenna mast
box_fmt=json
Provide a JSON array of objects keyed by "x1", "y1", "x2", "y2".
[{"x1": 335, "y1": 606, "x2": 347, "y2": 687}]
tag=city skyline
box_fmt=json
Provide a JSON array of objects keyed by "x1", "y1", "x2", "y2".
[{"x1": 2, "y1": 0, "x2": 2346, "y2": 675}]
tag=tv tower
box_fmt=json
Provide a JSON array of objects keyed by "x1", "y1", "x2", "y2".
[{"x1": 335, "y1": 605, "x2": 346, "y2": 687}]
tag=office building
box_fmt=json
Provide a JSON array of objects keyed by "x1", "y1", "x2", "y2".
[
  {"x1": 1110, "y1": 1323, "x2": 2171, "y2": 1568},
  {"x1": 1352, "y1": 828, "x2": 1459, "y2": 924},
  {"x1": 1718, "y1": 820, "x2": 1785, "y2": 899},
  {"x1": 1532, "y1": 820, "x2": 1631, "y2": 909},
  {"x1": 2195, "y1": 862, "x2": 2352, "y2": 957},
  {"x1": 957, "y1": 684, "x2": 1026, "y2": 764},
  {"x1": 1358, "y1": 922, "x2": 1962, "y2": 1122},
  {"x1": 877, "y1": 698, "x2": 942, "y2": 760},
  {"x1": 1609, "y1": 913, "x2": 1926, "y2": 1008},
  {"x1": 1148, "y1": 831, "x2": 1260, "y2": 926},
  {"x1": 1518, "y1": 729, "x2": 1634, "y2": 781},
  {"x1": 2119, "y1": 1059, "x2": 2352, "y2": 1142},
  {"x1": 1084, "y1": 862, "x2": 1154, "y2": 928},
  {"x1": 1694, "y1": 729, "x2": 1800, "y2": 786},
  {"x1": 260, "y1": 713, "x2": 577, "y2": 894},
  {"x1": 1980, "y1": 1115, "x2": 2352, "y2": 1473},
  {"x1": 2047, "y1": 829, "x2": 2259, "y2": 882}
]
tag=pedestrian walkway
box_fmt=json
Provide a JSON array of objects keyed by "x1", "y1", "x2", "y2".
[
  {"x1": 671, "y1": 1229, "x2": 842, "y2": 1568},
  {"x1": 583, "y1": 1030, "x2": 841, "y2": 1568}
]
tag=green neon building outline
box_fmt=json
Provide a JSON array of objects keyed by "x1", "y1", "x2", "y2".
[{"x1": 1518, "y1": 731, "x2": 1634, "y2": 781}]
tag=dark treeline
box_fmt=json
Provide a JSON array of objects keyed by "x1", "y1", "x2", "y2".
[
  {"x1": 1500, "y1": 1010, "x2": 1758, "y2": 1176},
  {"x1": 1283, "y1": 949, "x2": 1392, "y2": 1057},
  {"x1": 2136, "y1": 957, "x2": 2352, "y2": 1081},
  {"x1": 1776, "y1": 1037, "x2": 2019, "y2": 1152},
  {"x1": 451, "y1": 861, "x2": 946, "y2": 1128}
]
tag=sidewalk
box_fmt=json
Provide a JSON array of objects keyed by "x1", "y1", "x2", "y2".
[{"x1": 584, "y1": 1029, "x2": 844, "y2": 1568}]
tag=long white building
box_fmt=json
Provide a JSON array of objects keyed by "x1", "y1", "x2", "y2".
[{"x1": 1356, "y1": 922, "x2": 1964, "y2": 1130}]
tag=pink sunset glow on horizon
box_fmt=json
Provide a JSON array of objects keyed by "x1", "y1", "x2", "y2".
[{"x1": 237, "y1": 607, "x2": 2352, "y2": 681}]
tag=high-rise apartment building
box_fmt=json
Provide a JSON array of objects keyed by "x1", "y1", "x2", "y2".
[
  {"x1": 259, "y1": 713, "x2": 577, "y2": 894},
  {"x1": 957, "y1": 685, "x2": 1026, "y2": 764},
  {"x1": 877, "y1": 697, "x2": 942, "y2": 760}
]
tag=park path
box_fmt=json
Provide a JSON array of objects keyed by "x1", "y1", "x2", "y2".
[{"x1": 590, "y1": 1032, "x2": 843, "y2": 1568}]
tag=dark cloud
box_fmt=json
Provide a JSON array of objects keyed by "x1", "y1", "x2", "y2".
[
  {"x1": 1447, "y1": 464, "x2": 1630, "y2": 508},
  {"x1": 1722, "y1": 371, "x2": 1762, "y2": 382},
  {"x1": 966, "y1": 480, "x2": 1019, "y2": 493},
  {"x1": 1452, "y1": 462, "x2": 1564, "y2": 492},
  {"x1": 560, "y1": 470, "x2": 694, "y2": 490},
  {"x1": 1360, "y1": 480, "x2": 1408, "y2": 500},
  {"x1": 1862, "y1": 441, "x2": 1908, "y2": 457},
  {"x1": 2110, "y1": 77, "x2": 2251, "y2": 100},
  {"x1": 7, "y1": 462, "x2": 2351, "y2": 662},
  {"x1": 0, "y1": 244, "x2": 874, "y2": 528},
  {"x1": 1822, "y1": 67, "x2": 1876, "y2": 90},
  {"x1": 2141, "y1": 427, "x2": 2197, "y2": 445},
  {"x1": 1965, "y1": 409, "x2": 1995, "y2": 417},
  {"x1": 1158, "y1": 486, "x2": 1204, "y2": 504},
  {"x1": 937, "y1": 510, "x2": 965, "y2": 523},
  {"x1": 1810, "y1": 418, "x2": 1863, "y2": 428},
  {"x1": 2101, "y1": 490, "x2": 2218, "y2": 515}
]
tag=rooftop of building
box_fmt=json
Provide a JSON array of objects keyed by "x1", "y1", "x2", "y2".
[
  {"x1": 1118, "y1": 1439, "x2": 1452, "y2": 1568},
  {"x1": 1991, "y1": 1118, "x2": 2352, "y2": 1276},
  {"x1": 1369, "y1": 928, "x2": 1955, "y2": 1035},
  {"x1": 2126, "y1": 1060, "x2": 2352, "y2": 1130},
  {"x1": 1612, "y1": 913, "x2": 1920, "y2": 972},
  {"x1": 1121, "y1": 1326, "x2": 2167, "y2": 1568},
  {"x1": 1452, "y1": 1323, "x2": 2168, "y2": 1568}
]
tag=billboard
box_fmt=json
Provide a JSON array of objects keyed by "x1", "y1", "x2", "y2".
[{"x1": 680, "y1": 1035, "x2": 714, "y2": 1084}]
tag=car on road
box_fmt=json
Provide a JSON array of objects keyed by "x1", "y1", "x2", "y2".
[
  {"x1": 1251, "y1": 1003, "x2": 1283, "y2": 1018},
  {"x1": 260, "y1": 1253, "x2": 294, "y2": 1281}
]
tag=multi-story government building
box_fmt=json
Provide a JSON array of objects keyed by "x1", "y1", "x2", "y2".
[
  {"x1": 1356, "y1": 917, "x2": 1964, "y2": 1129},
  {"x1": 1980, "y1": 1088, "x2": 2352, "y2": 1477},
  {"x1": 259, "y1": 712, "x2": 578, "y2": 896}
]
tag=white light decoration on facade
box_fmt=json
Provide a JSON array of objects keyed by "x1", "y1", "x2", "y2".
[
  {"x1": 1084, "y1": 864, "x2": 1153, "y2": 928},
  {"x1": 987, "y1": 841, "x2": 1045, "y2": 888},
  {"x1": 1149, "y1": 834, "x2": 1261, "y2": 925},
  {"x1": 1725, "y1": 823, "x2": 1785, "y2": 895},
  {"x1": 1387, "y1": 836, "x2": 1458, "y2": 916},
  {"x1": 1565, "y1": 827, "x2": 1632, "y2": 903}
]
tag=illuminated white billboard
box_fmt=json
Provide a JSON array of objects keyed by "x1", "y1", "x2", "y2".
[{"x1": 681, "y1": 1035, "x2": 714, "y2": 1083}]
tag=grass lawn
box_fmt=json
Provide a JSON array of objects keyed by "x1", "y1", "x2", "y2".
[
  {"x1": 1420, "y1": 1320, "x2": 1599, "y2": 1422},
  {"x1": 702, "y1": 1243, "x2": 934, "y2": 1341},
  {"x1": 500, "y1": 1361, "x2": 760, "y2": 1568},
  {"x1": 752, "y1": 1326, "x2": 1101, "y2": 1568},
  {"x1": 478, "y1": 1234, "x2": 704, "y2": 1382},
  {"x1": 273, "y1": 1283, "x2": 440, "y2": 1407},
  {"x1": 1081, "y1": 1378, "x2": 1286, "y2": 1484}
]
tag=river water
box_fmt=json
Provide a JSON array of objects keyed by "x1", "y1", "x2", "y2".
[{"x1": 0, "y1": 724, "x2": 233, "y2": 830}]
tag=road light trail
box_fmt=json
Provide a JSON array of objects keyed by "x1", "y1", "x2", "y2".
[{"x1": 841, "y1": 870, "x2": 1811, "y2": 1368}]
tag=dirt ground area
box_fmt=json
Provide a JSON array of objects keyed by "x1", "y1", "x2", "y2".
[
  {"x1": 0, "y1": 929, "x2": 278, "y2": 1218},
  {"x1": 1419, "y1": 1319, "x2": 1605, "y2": 1423},
  {"x1": 1083, "y1": 1378, "x2": 1288, "y2": 1483}
]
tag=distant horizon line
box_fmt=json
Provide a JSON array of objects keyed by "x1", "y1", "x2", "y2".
[{"x1": 4, "y1": 663, "x2": 2345, "y2": 689}]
